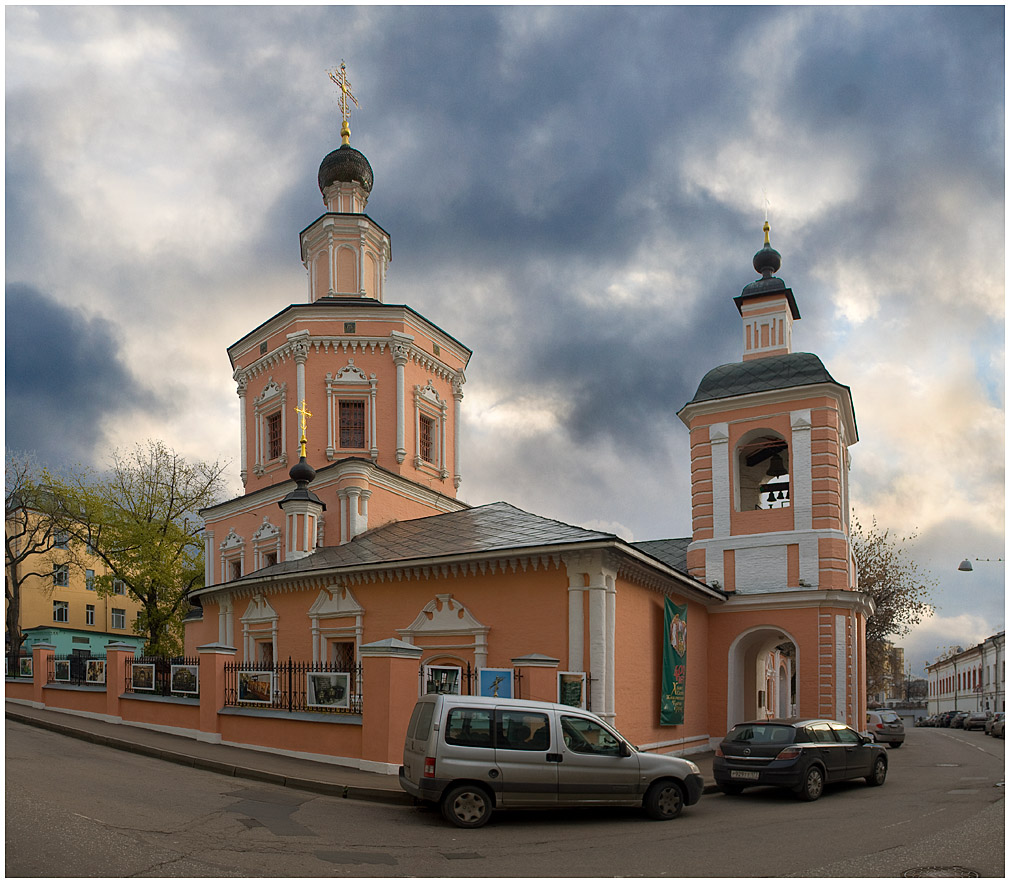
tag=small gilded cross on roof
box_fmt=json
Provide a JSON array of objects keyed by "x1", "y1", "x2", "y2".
[
  {"x1": 295, "y1": 399, "x2": 312, "y2": 456},
  {"x1": 327, "y1": 61, "x2": 359, "y2": 144}
]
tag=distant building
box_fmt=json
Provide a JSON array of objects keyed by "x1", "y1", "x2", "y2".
[
  {"x1": 868, "y1": 641, "x2": 906, "y2": 705},
  {"x1": 5, "y1": 508, "x2": 145, "y2": 662},
  {"x1": 926, "y1": 632, "x2": 1005, "y2": 714}
]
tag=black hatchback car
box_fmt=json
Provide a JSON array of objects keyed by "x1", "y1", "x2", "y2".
[{"x1": 714, "y1": 719, "x2": 888, "y2": 801}]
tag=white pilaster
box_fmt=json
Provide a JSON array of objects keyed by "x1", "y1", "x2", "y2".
[
  {"x1": 710, "y1": 423, "x2": 731, "y2": 538},
  {"x1": 790, "y1": 410, "x2": 812, "y2": 530}
]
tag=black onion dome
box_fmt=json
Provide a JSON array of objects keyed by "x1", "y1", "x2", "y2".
[
  {"x1": 753, "y1": 243, "x2": 782, "y2": 277},
  {"x1": 317, "y1": 144, "x2": 374, "y2": 195},
  {"x1": 289, "y1": 456, "x2": 316, "y2": 485}
]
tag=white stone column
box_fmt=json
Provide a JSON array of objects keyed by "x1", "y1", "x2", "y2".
[
  {"x1": 790, "y1": 410, "x2": 813, "y2": 530},
  {"x1": 605, "y1": 574, "x2": 616, "y2": 722},
  {"x1": 369, "y1": 376, "x2": 378, "y2": 461},
  {"x1": 452, "y1": 376, "x2": 464, "y2": 489},
  {"x1": 203, "y1": 530, "x2": 214, "y2": 588},
  {"x1": 710, "y1": 423, "x2": 731, "y2": 539},
  {"x1": 392, "y1": 340, "x2": 409, "y2": 463},
  {"x1": 359, "y1": 489, "x2": 371, "y2": 534},
  {"x1": 588, "y1": 579, "x2": 607, "y2": 718},
  {"x1": 236, "y1": 375, "x2": 248, "y2": 487},
  {"x1": 346, "y1": 487, "x2": 362, "y2": 539}
]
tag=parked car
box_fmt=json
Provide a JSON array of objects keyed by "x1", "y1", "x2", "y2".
[
  {"x1": 939, "y1": 711, "x2": 955, "y2": 727},
  {"x1": 985, "y1": 712, "x2": 1003, "y2": 735},
  {"x1": 399, "y1": 694, "x2": 704, "y2": 828},
  {"x1": 866, "y1": 710, "x2": 905, "y2": 747},
  {"x1": 951, "y1": 711, "x2": 969, "y2": 729},
  {"x1": 713, "y1": 718, "x2": 887, "y2": 801},
  {"x1": 964, "y1": 712, "x2": 989, "y2": 731},
  {"x1": 990, "y1": 713, "x2": 1005, "y2": 739}
]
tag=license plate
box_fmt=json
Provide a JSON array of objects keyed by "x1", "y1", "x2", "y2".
[{"x1": 730, "y1": 770, "x2": 760, "y2": 780}]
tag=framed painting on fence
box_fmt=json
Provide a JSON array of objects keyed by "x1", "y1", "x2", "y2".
[
  {"x1": 132, "y1": 663, "x2": 156, "y2": 691},
  {"x1": 424, "y1": 665, "x2": 461, "y2": 695},
  {"x1": 86, "y1": 659, "x2": 106, "y2": 685},
  {"x1": 18, "y1": 657, "x2": 33, "y2": 678},
  {"x1": 54, "y1": 659, "x2": 70, "y2": 682},
  {"x1": 477, "y1": 668, "x2": 513, "y2": 699},
  {"x1": 558, "y1": 671, "x2": 587, "y2": 708},
  {"x1": 170, "y1": 664, "x2": 199, "y2": 695},
  {"x1": 237, "y1": 670, "x2": 273, "y2": 704},
  {"x1": 307, "y1": 671, "x2": 351, "y2": 709}
]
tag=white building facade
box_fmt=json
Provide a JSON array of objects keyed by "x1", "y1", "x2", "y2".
[{"x1": 926, "y1": 631, "x2": 1005, "y2": 715}]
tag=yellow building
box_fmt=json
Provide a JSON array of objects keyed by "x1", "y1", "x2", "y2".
[{"x1": 6, "y1": 512, "x2": 146, "y2": 664}]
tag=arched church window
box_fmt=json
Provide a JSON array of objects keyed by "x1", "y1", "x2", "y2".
[{"x1": 737, "y1": 432, "x2": 791, "y2": 511}]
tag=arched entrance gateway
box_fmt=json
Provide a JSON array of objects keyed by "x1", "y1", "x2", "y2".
[{"x1": 727, "y1": 626, "x2": 798, "y2": 731}]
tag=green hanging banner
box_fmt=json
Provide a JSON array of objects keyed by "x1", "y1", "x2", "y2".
[{"x1": 661, "y1": 598, "x2": 687, "y2": 725}]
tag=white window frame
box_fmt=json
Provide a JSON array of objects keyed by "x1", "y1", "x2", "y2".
[
  {"x1": 413, "y1": 380, "x2": 448, "y2": 479},
  {"x1": 252, "y1": 517, "x2": 282, "y2": 570},
  {"x1": 86, "y1": 604, "x2": 95, "y2": 626},
  {"x1": 111, "y1": 608, "x2": 126, "y2": 629},
  {"x1": 253, "y1": 378, "x2": 288, "y2": 476},
  {"x1": 85, "y1": 569, "x2": 96, "y2": 591},
  {"x1": 53, "y1": 600, "x2": 69, "y2": 623},
  {"x1": 326, "y1": 361, "x2": 378, "y2": 461},
  {"x1": 219, "y1": 528, "x2": 246, "y2": 585},
  {"x1": 52, "y1": 564, "x2": 69, "y2": 587},
  {"x1": 113, "y1": 579, "x2": 126, "y2": 595}
]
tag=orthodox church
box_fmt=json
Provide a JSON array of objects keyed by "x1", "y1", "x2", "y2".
[{"x1": 186, "y1": 71, "x2": 871, "y2": 757}]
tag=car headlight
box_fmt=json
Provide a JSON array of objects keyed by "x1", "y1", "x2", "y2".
[{"x1": 685, "y1": 760, "x2": 700, "y2": 775}]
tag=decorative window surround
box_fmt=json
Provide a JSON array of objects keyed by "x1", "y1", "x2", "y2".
[
  {"x1": 251, "y1": 517, "x2": 282, "y2": 570},
  {"x1": 253, "y1": 378, "x2": 288, "y2": 476},
  {"x1": 413, "y1": 380, "x2": 448, "y2": 479},
  {"x1": 220, "y1": 528, "x2": 246, "y2": 585},
  {"x1": 307, "y1": 585, "x2": 364, "y2": 665},
  {"x1": 241, "y1": 594, "x2": 278, "y2": 663},
  {"x1": 397, "y1": 594, "x2": 489, "y2": 669},
  {"x1": 325, "y1": 360, "x2": 378, "y2": 461}
]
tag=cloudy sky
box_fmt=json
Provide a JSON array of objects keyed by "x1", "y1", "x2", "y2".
[{"x1": 6, "y1": 6, "x2": 1004, "y2": 677}]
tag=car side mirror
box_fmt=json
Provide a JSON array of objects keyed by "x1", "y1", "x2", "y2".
[{"x1": 620, "y1": 741, "x2": 632, "y2": 757}]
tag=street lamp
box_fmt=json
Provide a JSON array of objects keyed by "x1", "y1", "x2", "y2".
[{"x1": 957, "y1": 557, "x2": 1003, "y2": 572}]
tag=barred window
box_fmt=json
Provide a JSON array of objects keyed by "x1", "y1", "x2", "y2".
[
  {"x1": 267, "y1": 411, "x2": 283, "y2": 460},
  {"x1": 111, "y1": 608, "x2": 126, "y2": 629},
  {"x1": 339, "y1": 400, "x2": 366, "y2": 448},
  {"x1": 419, "y1": 414, "x2": 435, "y2": 464},
  {"x1": 53, "y1": 600, "x2": 68, "y2": 623}
]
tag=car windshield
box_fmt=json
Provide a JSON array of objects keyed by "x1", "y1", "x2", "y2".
[{"x1": 725, "y1": 724, "x2": 795, "y2": 743}]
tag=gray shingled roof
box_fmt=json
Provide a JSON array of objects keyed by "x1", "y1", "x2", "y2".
[
  {"x1": 247, "y1": 501, "x2": 617, "y2": 578},
  {"x1": 631, "y1": 538, "x2": 690, "y2": 573},
  {"x1": 688, "y1": 352, "x2": 844, "y2": 404}
]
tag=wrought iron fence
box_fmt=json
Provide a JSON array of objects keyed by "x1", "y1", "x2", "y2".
[
  {"x1": 48, "y1": 654, "x2": 108, "y2": 687},
  {"x1": 224, "y1": 659, "x2": 363, "y2": 715},
  {"x1": 418, "y1": 662, "x2": 527, "y2": 699},
  {"x1": 126, "y1": 656, "x2": 201, "y2": 697}
]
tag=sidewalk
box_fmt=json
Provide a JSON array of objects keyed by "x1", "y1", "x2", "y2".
[{"x1": 5, "y1": 700, "x2": 717, "y2": 801}]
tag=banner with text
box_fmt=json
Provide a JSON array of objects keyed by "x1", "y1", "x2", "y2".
[{"x1": 661, "y1": 598, "x2": 687, "y2": 725}]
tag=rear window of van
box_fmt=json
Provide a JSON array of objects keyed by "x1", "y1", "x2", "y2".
[
  {"x1": 413, "y1": 701, "x2": 435, "y2": 739},
  {"x1": 445, "y1": 708, "x2": 493, "y2": 748}
]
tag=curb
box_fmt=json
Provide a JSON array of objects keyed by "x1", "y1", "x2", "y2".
[{"x1": 6, "y1": 709, "x2": 413, "y2": 805}]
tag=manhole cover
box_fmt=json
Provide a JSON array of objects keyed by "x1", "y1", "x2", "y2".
[{"x1": 902, "y1": 868, "x2": 979, "y2": 878}]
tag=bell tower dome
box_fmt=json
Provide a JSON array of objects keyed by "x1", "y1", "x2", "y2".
[{"x1": 300, "y1": 63, "x2": 390, "y2": 301}]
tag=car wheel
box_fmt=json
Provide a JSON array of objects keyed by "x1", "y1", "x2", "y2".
[
  {"x1": 441, "y1": 784, "x2": 493, "y2": 828},
  {"x1": 866, "y1": 756, "x2": 887, "y2": 787},
  {"x1": 644, "y1": 779, "x2": 685, "y2": 820},
  {"x1": 718, "y1": 784, "x2": 744, "y2": 796},
  {"x1": 795, "y1": 765, "x2": 824, "y2": 801},
  {"x1": 889, "y1": 742, "x2": 902, "y2": 748}
]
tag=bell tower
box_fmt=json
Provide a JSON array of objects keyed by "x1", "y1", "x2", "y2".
[{"x1": 682, "y1": 225, "x2": 870, "y2": 730}]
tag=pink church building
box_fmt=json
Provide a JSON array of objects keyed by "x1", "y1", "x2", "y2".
[{"x1": 185, "y1": 93, "x2": 871, "y2": 770}]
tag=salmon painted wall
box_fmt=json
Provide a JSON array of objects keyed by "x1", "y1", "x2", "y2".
[
  {"x1": 218, "y1": 714, "x2": 363, "y2": 761},
  {"x1": 120, "y1": 697, "x2": 201, "y2": 732},
  {"x1": 613, "y1": 584, "x2": 711, "y2": 752}
]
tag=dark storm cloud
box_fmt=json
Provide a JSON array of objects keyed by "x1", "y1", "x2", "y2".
[{"x1": 4, "y1": 284, "x2": 157, "y2": 469}]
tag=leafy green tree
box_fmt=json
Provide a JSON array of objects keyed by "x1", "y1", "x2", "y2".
[
  {"x1": 4, "y1": 451, "x2": 81, "y2": 669},
  {"x1": 60, "y1": 441, "x2": 227, "y2": 657},
  {"x1": 851, "y1": 515, "x2": 935, "y2": 690}
]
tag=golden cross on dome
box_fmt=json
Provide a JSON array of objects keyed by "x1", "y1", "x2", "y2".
[
  {"x1": 295, "y1": 400, "x2": 312, "y2": 457},
  {"x1": 327, "y1": 61, "x2": 359, "y2": 144}
]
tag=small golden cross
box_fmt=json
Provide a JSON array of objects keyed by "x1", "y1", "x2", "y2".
[
  {"x1": 295, "y1": 400, "x2": 312, "y2": 456},
  {"x1": 327, "y1": 61, "x2": 359, "y2": 142}
]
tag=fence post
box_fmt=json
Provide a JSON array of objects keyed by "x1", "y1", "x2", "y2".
[
  {"x1": 197, "y1": 642, "x2": 237, "y2": 743},
  {"x1": 359, "y1": 638, "x2": 423, "y2": 770},
  {"x1": 511, "y1": 653, "x2": 560, "y2": 703},
  {"x1": 30, "y1": 643, "x2": 56, "y2": 708},
  {"x1": 104, "y1": 643, "x2": 136, "y2": 720}
]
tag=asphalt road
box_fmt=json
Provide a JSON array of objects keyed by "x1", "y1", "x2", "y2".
[{"x1": 5, "y1": 721, "x2": 1004, "y2": 877}]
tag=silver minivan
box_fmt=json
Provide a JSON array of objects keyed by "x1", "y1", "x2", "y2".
[{"x1": 398, "y1": 694, "x2": 704, "y2": 827}]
